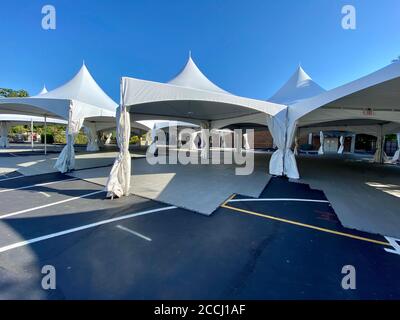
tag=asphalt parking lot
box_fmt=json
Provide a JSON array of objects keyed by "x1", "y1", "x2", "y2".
[{"x1": 0, "y1": 172, "x2": 399, "y2": 299}]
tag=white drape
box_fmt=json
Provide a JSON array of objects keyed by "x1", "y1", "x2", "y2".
[
  {"x1": 267, "y1": 111, "x2": 299, "y2": 179},
  {"x1": 200, "y1": 122, "x2": 210, "y2": 160},
  {"x1": 0, "y1": 121, "x2": 9, "y2": 148},
  {"x1": 391, "y1": 132, "x2": 400, "y2": 163},
  {"x1": 54, "y1": 104, "x2": 84, "y2": 173},
  {"x1": 190, "y1": 132, "x2": 198, "y2": 150},
  {"x1": 147, "y1": 125, "x2": 157, "y2": 155},
  {"x1": 318, "y1": 131, "x2": 324, "y2": 155},
  {"x1": 338, "y1": 136, "x2": 344, "y2": 154},
  {"x1": 243, "y1": 133, "x2": 251, "y2": 150},
  {"x1": 105, "y1": 132, "x2": 112, "y2": 145},
  {"x1": 105, "y1": 104, "x2": 131, "y2": 198},
  {"x1": 293, "y1": 136, "x2": 299, "y2": 156},
  {"x1": 221, "y1": 132, "x2": 230, "y2": 148},
  {"x1": 84, "y1": 122, "x2": 100, "y2": 152}
]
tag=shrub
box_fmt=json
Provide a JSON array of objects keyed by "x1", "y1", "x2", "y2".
[{"x1": 44, "y1": 134, "x2": 54, "y2": 144}]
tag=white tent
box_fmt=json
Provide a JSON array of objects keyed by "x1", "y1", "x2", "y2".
[
  {"x1": 269, "y1": 62, "x2": 400, "y2": 178},
  {"x1": 0, "y1": 63, "x2": 117, "y2": 172},
  {"x1": 105, "y1": 55, "x2": 286, "y2": 197},
  {"x1": 0, "y1": 114, "x2": 67, "y2": 150},
  {"x1": 267, "y1": 66, "x2": 326, "y2": 179}
]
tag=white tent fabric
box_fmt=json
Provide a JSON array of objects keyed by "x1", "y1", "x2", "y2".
[
  {"x1": 294, "y1": 136, "x2": 299, "y2": 156},
  {"x1": 84, "y1": 122, "x2": 100, "y2": 152},
  {"x1": 200, "y1": 122, "x2": 210, "y2": 160},
  {"x1": 168, "y1": 55, "x2": 228, "y2": 94},
  {"x1": 38, "y1": 85, "x2": 48, "y2": 95},
  {"x1": 318, "y1": 131, "x2": 324, "y2": 155},
  {"x1": 0, "y1": 114, "x2": 66, "y2": 125},
  {"x1": 267, "y1": 67, "x2": 325, "y2": 178},
  {"x1": 266, "y1": 110, "x2": 299, "y2": 179},
  {"x1": 105, "y1": 105, "x2": 131, "y2": 198},
  {"x1": 0, "y1": 63, "x2": 117, "y2": 172},
  {"x1": 269, "y1": 62, "x2": 400, "y2": 178},
  {"x1": 0, "y1": 121, "x2": 9, "y2": 148},
  {"x1": 391, "y1": 133, "x2": 400, "y2": 163},
  {"x1": 338, "y1": 136, "x2": 344, "y2": 154},
  {"x1": 147, "y1": 124, "x2": 157, "y2": 156},
  {"x1": 106, "y1": 56, "x2": 286, "y2": 197},
  {"x1": 269, "y1": 66, "x2": 326, "y2": 105},
  {"x1": 243, "y1": 133, "x2": 251, "y2": 150},
  {"x1": 221, "y1": 130, "x2": 232, "y2": 148},
  {"x1": 105, "y1": 132, "x2": 112, "y2": 145}
]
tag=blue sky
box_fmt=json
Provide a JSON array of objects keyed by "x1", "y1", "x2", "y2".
[{"x1": 1, "y1": 0, "x2": 400, "y2": 101}]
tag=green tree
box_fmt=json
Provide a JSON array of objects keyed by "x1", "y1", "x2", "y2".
[{"x1": 0, "y1": 88, "x2": 29, "y2": 97}]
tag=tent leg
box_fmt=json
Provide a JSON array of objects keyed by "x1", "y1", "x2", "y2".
[
  {"x1": 44, "y1": 115, "x2": 47, "y2": 155},
  {"x1": 31, "y1": 119, "x2": 34, "y2": 151}
]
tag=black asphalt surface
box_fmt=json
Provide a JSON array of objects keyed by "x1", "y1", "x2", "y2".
[{"x1": 0, "y1": 173, "x2": 398, "y2": 299}]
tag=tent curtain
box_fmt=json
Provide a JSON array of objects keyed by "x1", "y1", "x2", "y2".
[
  {"x1": 84, "y1": 122, "x2": 100, "y2": 152},
  {"x1": 147, "y1": 125, "x2": 157, "y2": 155},
  {"x1": 221, "y1": 132, "x2": 229, "y2": 148},
  {"x1": 105, "y1": 132, "x2": 112, "y2": 145},
  {"x1": 318, "y1": 131, "x2": 324, "y2": 155},
  {"x1": 391, "y1": 132, "x2": 400, "y2": 163},
  {"x1": 267, "y1": 111, "x2": 299, "y2": 179},
  {"x1": 243, "y1": 133, "x2": 250, "y2": 150},
  {"x1": 54, "y1": 105, "x2": 84, "y2": 173},
  {"x1": 200, "y1": 122, "x2": 210, "y2": 160},
  {"x1": 0, "y1": 121, "x2": 9, "y2": 148},
  {"x1": 190, "y1": 132, "x2": 198, "y2": 150},
  {"x1": 293, "y1": 136, "x2": 299, "y2": 156},
  {"x1": 338, "y1": 136, "x2": 344, "y2": 154},
  {"x1": 105, "y1": 104, "x2": 131, "y2": 198}
]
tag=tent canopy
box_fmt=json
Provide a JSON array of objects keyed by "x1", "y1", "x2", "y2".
[
  {"x1": 269, "y1": 66, "x2": 326, "y2": 105},
  {"x1": 0, "y1": 114, "x2": 67, "y2": 125},
  {"x1": 290, "y1": 62, "x2": 400, "y2": 126},
  {"x1": 0, "y1": 63, "x2": 117, "y2": 121},
  {"x1": 121, "y1": 56, "x2": 286, "y2": 122}
]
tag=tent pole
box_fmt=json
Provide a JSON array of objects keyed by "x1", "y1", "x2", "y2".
[
  {"x1": 31, "y1": 119, "x2": 34, "y2": 151},
  {"x1": 44, "y1": 115, "x2": 47, "y2": 155}
]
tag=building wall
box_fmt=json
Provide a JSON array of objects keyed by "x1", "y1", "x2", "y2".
[{"x1": 253, "y1": 129, "x2": 273, "y2": 149}]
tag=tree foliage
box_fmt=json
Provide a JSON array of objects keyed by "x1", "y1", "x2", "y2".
[{"x1": 0, "y1": 88, "x2": 29, "y2": 97}]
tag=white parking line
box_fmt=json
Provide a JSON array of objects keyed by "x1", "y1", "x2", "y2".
[
  {"x1": 116, "y1": 225, "x2": 152, "y2": 241},
  {"x1": 0, "y1": 206, "x2": 176, "y2": 253},
  {"x1": 39, "y1": 192, "x2": 51, "y2": 198},
  {"x1": 0, "y1": 175, "x2": 27, "y2": 182},
  {"x1": 0, "y1": 178, "x2": 78, "y2": 193},
  {"x1": 0, "y1": 190, "x2": 104, "y2": 219},
  {"x1": 228, "y1": 198, "x2": 330, "y2": 204}
]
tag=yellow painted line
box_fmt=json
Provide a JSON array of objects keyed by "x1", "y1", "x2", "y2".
[
  {"x1": 221, "y1": 203, "x2": 390, "y2": 247},
  {"x1": 222, "y1": 194, "x2": 237, "y2": 207}
]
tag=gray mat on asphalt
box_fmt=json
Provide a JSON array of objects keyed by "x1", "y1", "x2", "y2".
[{"x1": 68, "y1": 153, "x2": 271, "y2": 215}]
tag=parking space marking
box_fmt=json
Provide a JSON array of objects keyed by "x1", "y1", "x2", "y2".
[
  {"x1": 228, "y1": 198, "x2": 330, "y2": 204},
  {"x1": 116, "y1": 225, "x2": 152, "y2": 241},
  {"x1": 39, "y1": 191, "x2": 51, "y2": 198},
  {"x1": 0, "y1": 177, "x2": 78, "y2": 193},
  {"x1": 0, "y1": 206, "x2": 176, "y2": 253},
  {"x1": 221, "y1": 202, "x2": 390, "y2": 247},
  {"x1": 0, "y1": 190, "x2": 104, "y2": 219},
  {"x1": 0, "y1": 174, "x2": 27, "y2": 182}
]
